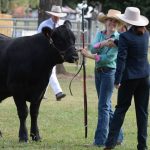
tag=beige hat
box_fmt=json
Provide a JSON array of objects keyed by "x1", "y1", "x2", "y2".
[
  {"x1": 98, "y1": 9, "x2": 122, "y2": 25},
  {"x1": 117, "y1": 7, "x2": 149, "y2": 26},
  {"x1": 45, "y1": 5, "x2": 67, "y2": 18}
]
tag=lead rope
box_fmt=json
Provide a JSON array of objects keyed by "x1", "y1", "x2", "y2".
[{"x1": 69, "y1": 59, "x2": 83, "y2": 96}]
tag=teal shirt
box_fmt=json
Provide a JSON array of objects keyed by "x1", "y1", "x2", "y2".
[{"x1": 89, "y1": 30, "x2": 120, "y2": 69}]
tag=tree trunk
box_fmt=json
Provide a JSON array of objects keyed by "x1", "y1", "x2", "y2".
[{"x1": 38, "y1": 0, "x2": 67, "y2": 75}]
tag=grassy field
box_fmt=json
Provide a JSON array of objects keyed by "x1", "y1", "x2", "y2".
[{"x1": 0, "y1": 59, "x2": 150, "y2": 150}]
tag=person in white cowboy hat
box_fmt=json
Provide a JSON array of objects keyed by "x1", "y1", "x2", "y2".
[
  {"x1": 104, "y1": 7, "x2": 149, "y2": 150},
  {"x1": 81, "y1": 9, "x2": 124, "y2": 147},
  {"x1": 38, "y1": 5, "x2": 67, "y2": 101}
]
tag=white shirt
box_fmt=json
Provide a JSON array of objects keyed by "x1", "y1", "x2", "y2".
[{"x1": 37, "y1": 18, "x2": 64, "y2": 33}]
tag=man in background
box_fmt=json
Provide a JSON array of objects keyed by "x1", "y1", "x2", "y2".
[{"x1": 38, "y1": 5, "x2": 66, "y2": 101}]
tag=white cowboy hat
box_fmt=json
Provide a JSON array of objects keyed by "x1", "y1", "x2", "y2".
[
  {"x1": 45, "y1": 5, "x2": 67, "y2": 18},
  {"x1": 117, "y1": 7, "x2": 149, "y2": 26},
  {"x1": 98, "y1": 9, "x2": 123, "y2": 25}
]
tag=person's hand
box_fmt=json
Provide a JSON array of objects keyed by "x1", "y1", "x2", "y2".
[
  {"x1": 81, "y1": 48, "x2": 97, "y2": 60},
  {"x1": 81, "y1": 48, "x2": 88, "y2": 57},
  {"x1": 115, "y1": 84, "x2": 121, "y2": 89},
  {"x1": 106, "y1": 38, "x2": 116, "y2": 47},
  {"x1": 101, "y1": 39, "x2": 114, "y2": 47}
]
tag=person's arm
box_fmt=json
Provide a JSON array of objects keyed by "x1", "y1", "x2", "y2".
[
  {"x1": 115, "y1": 34, "x2": 128, "y2": 86},
  {"x1": 37, "y1": 22, "x2": 43, "y2": 33},
  {"x1": 90, "y1": 31, "x2": 110, "y2": 54},
  {"x1": 81, "y1": 48, "x2": 100, "y2": 61},
  {"x1": 37, "y1": 19, "x2": 52, "y2": 33},
  {"x1": 81, "y1": 43, "x2": 118, "y2": 63},
  {"x1": 90, "y1": 32, "x2": 117, "y2": 55}
]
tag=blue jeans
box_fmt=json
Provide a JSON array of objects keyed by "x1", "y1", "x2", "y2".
[
  {"x1": 105, "y1": 77, "x2": 149, "y2": 150},
  {"x1": 94, "y1": 68, "x2": 123, "y2": 146}
]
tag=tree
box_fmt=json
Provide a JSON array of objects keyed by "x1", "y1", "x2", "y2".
[
  {"x1": 62, "y1": 0, "x2": 150, "y2": 30},
  {"x1": 101, "y1": 0, "x2": 150, "y2": 30},
  {"x1": 0, "y1": 0, "x2": 10, "y2": 13}
]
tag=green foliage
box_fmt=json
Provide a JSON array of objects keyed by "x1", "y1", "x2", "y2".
[
  {"x1": 29, "y1": 0, "x2": 39, "y2": 9},
  {"x1": 0, "y1": 0, "x2": 38, "y2": 11},
  {"x1": 101, "y1": 0, "x2": 150, "y2": 29},
  {"x1": 0, "y1": 0, "x2": 9, "y2": 13},
  {"x1": 10, "y1": 0, "x2": 28, "y2": 6},
  {"x1": 62, "y1": 0, "x2": 150, "y2": 29},
  {"x1": 63, "y1": 0, "x2": 80, "y2": 8}
]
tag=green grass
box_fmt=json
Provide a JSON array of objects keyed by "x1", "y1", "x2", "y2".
[{"x1": 0, "y1": 59, "x2": 150, "y2": 150}]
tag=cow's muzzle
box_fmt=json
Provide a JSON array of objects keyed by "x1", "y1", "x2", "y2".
[{"x1": 63, "y1": 46, "x2": 79, "y2": 63}]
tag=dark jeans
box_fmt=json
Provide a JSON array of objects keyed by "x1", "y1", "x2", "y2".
[{"x1": 105, "y1": 77, "x2": 149, "y2": 150}]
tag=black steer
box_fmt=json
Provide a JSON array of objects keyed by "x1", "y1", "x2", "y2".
[{"x1": 0, "y1": 22, "x2": 78, "y2": 142}]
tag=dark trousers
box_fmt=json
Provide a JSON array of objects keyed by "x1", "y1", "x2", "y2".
[{"x1": 105, "y1": 77, "x2": 149, "y2": 150}]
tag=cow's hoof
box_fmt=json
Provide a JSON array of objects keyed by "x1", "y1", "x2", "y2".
[
  {"x1": 0, "y1": 131, "x2": 2, "y2": 138},
  {"x1": 19, "y1": 135, "x2": 28, "y2": 143},
  {"x1": 30, "y1": 133, "x2": 41, "y2": 141},
  {"x1": 19, "y1": 138, "x2": 28, "y2": 143}
]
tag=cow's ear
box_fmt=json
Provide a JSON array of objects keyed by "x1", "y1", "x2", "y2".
[
  {"x1": 42, "y1": 27, "x2": 52, "y2": 38},
  {"x1": 63, "y1": 20, "x2": 72, "y2": 29}
]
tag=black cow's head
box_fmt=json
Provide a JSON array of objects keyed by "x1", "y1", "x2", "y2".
[{"x1": 42, "y1": 21, "x2": 79, "y2": 63}]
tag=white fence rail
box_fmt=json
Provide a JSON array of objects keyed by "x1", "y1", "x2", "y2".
[{"x1": 0, "y1": 17, "x2": 93, "y2": 48}]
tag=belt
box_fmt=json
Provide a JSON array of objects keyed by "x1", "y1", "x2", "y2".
[{"x1": 96, "y1": 67, "x2": 114, "y2": 72}]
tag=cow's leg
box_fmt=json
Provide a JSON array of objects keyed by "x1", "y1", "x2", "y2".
[
  {"x1": 0, "y1": 130, "x2": 2, "y2": 138},
  {"x1": 30, "y1": 101, "x2": 42, "y2": 141},
  {"x1": 14, "y1": 99, "x2": 28, "y2": 142}
]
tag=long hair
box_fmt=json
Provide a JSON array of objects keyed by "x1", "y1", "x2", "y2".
[{"x1": 133, "y1": 26, "x2": 147, "y2": 35}]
